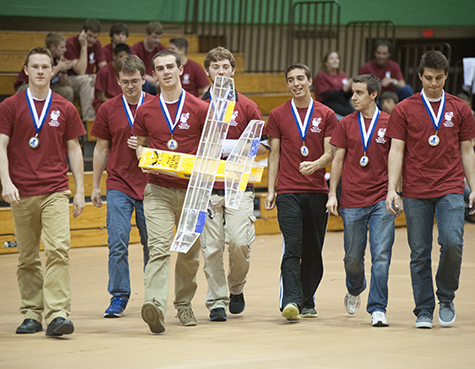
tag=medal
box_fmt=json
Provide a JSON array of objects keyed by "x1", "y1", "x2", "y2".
[
  {"x1": 428, "y1": 134, "x2": 440, "y2": 146},
  {"x1": 358, "y1": 109, "x2": 380, "y2": 168},
  {"x1": 26, "y1": 87, "x2": 52, "y2": 149},
  {"x1": 291, "y1": 98, "x2": 314, "y2": 157},
  {"x1": 359, "y1": 155, "x2": 369, "y2": 167},
  {"x1": 159, "y1": 90, "x2": 185, "y2": 152},
  {"x1": 122, "y1": 92, "x2": 145, "y2": 128},
  {"x1": 29, "y1": 134, "x2": 39, "y2": 149},
  {"x1": 167, "y1": 138, "x2": 178, "y2": 150},
  {"x1": 421, "y1": 89, "x2": 445, "y2": 147}
]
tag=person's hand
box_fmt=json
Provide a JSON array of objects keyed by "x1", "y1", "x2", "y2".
[
  {"x1": 56, "y1": 58, "x2": 74, "y2": 72},
  {"x1": 89, "y1": 74, "x2": 96, "y2": 87},
  {"x1": 91, "y1": 188, "x2": 102, "y2": 208},
  {"x1": 78, "y1": 30, "x2": 87, "y2": 48},
  {"x1": 326, "y1": 197, "x2": 339, "y2": 216},
  {"x1": 386, "y1": 191, "x2": 401, "y2": 215},
  {"x1": 299, "y1": 161, "x2": 317, "y2": 175},
  {"x1": 381, "y1": 77, "x2": 393, "y2": 87},
  {"x1": 469, "y1": 192, "x2": 475, "y2": 215},
  {"x1": 2, "y1": 182, "x2": 20, "y2": 204},
  {"x1": 72, "y1": 193, "x2": 85, "y2": 218},
  {"x1": 127, "y1": 136, "x2": 138, "y2": 150},
  {"x1": 264, "y1": 191, "x2": 276, "y2": 211}
]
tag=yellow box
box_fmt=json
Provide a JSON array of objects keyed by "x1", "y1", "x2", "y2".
[{"x1": 139, "y1": 148, "x2": 264, "y2": 183}]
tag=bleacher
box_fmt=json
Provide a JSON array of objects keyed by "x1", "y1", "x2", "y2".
[{"x1": 0, "y1": 29, "x2": 409, "y2": 254}]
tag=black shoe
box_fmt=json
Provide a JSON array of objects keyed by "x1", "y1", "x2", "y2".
[
  {"x1": 229, "y1": 293, "x2": 245, "y2": 314},
  {"x1": 16, "y1": 319, "x2": 43, "y2": 334},
  {"x1": 209, "y1": 307, "x2": 227, "y2": 322},
  {"x1": 45, "y1": 317, "x2": 74, "y2": 336}
]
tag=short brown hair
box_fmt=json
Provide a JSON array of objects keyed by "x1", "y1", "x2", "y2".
[
  {"x1": 285, "y1": 63, "x2": 312, "y2": 80},
  {"x1": 146, "y1": 22, "x2": 163, "y2": 36},
  {"x1": 45, "y1": 32, "x2": 66, "y2": 49},
  {"x1": 418, "y1": 50, "x2": 449, "y2": 75},
  {"x1": 82, "y1": 18, "x2": 101, "y2": 34},
  {"x1": 169, "y1": 36, "x2": 189, "y2": 55},
  {"x1": 152, "y1": 50, "x2": 181, "y2": 71},
  {"x1": 204, "y1": 47, "x2": 236, "y2": 71},
  {"x1": 24, "y1": 47, "x2": 54, "y2": 67},
  {"x1": 115, "y1": 55, "x2": 146, "y2": 78},
  {"x1": 353, "y1": 74, "x2": 381, "y2": 100}
]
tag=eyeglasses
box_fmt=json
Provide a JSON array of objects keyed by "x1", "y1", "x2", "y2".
[{"x1": 119, "y1": 79, "x2": 142, "y2": 87}]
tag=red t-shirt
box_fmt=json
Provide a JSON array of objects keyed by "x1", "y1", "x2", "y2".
[
  {"x1": 102, "y1": 43, "x2": 114, "y2": 64},
  {"x1": 181, "y1": 59, "x2": 209, "y2": 97},
  {"x1": 130, "y1": 41, "x2": 167, "y2": 75},
  {"x1": 131, "y1": 91, "x2": 208, "y2": 189},
  {"x1": 359, "y1": 60, "x2": 403, "y2": 95},
  {"x1": 264, "y1": 99, "x2": 337, "y2": 194},
  {"x1": 313, "y1": 71, "x2": 349, "y2": 102},
  {"x1": 92, "y1": 62, "x2": 122, "y2": 113},
  {"x1": 65, "y1": 35, "x2": 105, "y2": 75},
  {"x1": 330, "y1": 110, "x2": 390, "y2": 208},
  {"x1": 202, "y1": 89, "x2": 263, "y2": 190},
  {"x1": 0, "y1": 91, "x2": 86, "y2": 197},
  {"x1": 386, "y1": 92, "x2": 475, "y2": 198},
  {"x1": 91, "y1": 93, "x2": 154, "y2": 200}
]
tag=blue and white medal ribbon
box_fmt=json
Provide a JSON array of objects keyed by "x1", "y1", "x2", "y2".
[
  {"x1": 159, "y1": 89, "x2": 185, "y2": 150},
  {"x1": 358, "y1": 108, "x2": 380, "y2": 167},
  {"x1": 291, "y1": 99, "x2": 314, "y2": 157},
  {"x1": 421, "y1": 89, "x2": 445, "y2": 147},
  {"x1": 26, "y1": 88, "x2": 53, "y2": 149},
  {"x1": 122, "y1": 92, "x2": 145, "y2": 129}
]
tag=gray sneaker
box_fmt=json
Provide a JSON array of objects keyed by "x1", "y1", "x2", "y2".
[
  {"x1": 438, "y1": 302, "x2": 456, "y2": 327},
  {"x1": 301, "y1": 308, "x2": 318, "y2": 318},
  {"x1": 415, "y1": 313, "x2": 433, "y2": 329},
  {"x1": 344, "y1": 293, "x2": 361, "y2": 315}
]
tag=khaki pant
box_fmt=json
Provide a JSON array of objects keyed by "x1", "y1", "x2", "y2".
[
  {"x1": 68, "y1": 74, "x2": 95, "y2": 121},
  {"x1": 16, "y1": 83, "x2": 74, "y2": 103},
  {"x1": 11, "y1": 191, "x2": 72, "y2": 325},
  {"x1": 143, "y1": 184, "x2": 201, "y2": 315},
  {"x1": 200, "y1": 191, "x2": 256, "y2": 310}
]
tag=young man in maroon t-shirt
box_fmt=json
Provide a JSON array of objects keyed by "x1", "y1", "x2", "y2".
[
  {"x1": 0, "y1": 47, "x2": 85, "y2": 336},
  {"x1": 386, "y1": 51, "x2": 475, "y2": 329},
  {"x1": 64, "y1": 19, "x2": 107, "y2": 121},
  {"x1": 199, "y1": 47, "x2": 266, "y2": 322},
  {"x1": 131, "y1": 50, "x2": 208, "y2": 334},
  {"x1": 327, "y1": 74, "x2": 401, "y2": 327},
  {"x1": 91, "y1": 55, "x2": 154, "y2": 319},
  {"x1": 264, "y1": 63, "x2": 337, "y2": 321},
  {"x1": 168, "y1": 37, "x2": 209, "y2": 97},
  {"x1": 102, "y1": 22, "x2": 129, "y2": 64}
]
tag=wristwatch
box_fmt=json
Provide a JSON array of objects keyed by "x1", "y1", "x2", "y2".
[
  {"x1": 396, "y1": 191, "x2": 403, "y2": 197},
  {"x1": 393, "y1": 79, "x2": 398, "y2": 86}
]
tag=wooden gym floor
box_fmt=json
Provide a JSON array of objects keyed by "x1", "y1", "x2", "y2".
[{"x1": 0, "y1": 225, "x2": 474, "y2": 369}]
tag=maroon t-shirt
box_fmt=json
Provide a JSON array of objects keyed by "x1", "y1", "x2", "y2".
[
  {"x1": 65, "y1": 35, "x2": 105, "y2": 75},
  {"x1": 181, "y1": 59, "x2": 209, "y2": 97},
  {"x1": 359, "y1": 60, "x2": 404, "y2": 95},
  {"x1": 386, "y1": 92, "x2": 475, "y2": 198},
  {"x1": 102, "y1": 43, "x2": 114, "y2": 64},
  {"x1": 131, "y1": 91, "x2": 209, "y2": 189},
  {"x1": 330, "y1": 110, "x2": 390, "y2": 208},
  {"x1": 130, "y1": 41, "x2": 167, "y2": 75},
  {"x1": 0, "y1": 91, "x2": 86, "y2": 196},
  {"x1": 264, "y1": 99, "x2": 337, "y2": 194},
  {"x1": 92, "y1": 62, "x2": 122, "y2": 113},
  {"x1": 313, "y1": 71, "x2": 349, "y2": 102},
  {"x1": 92, "y1": 93, "x2": 154, "y2": 199}
]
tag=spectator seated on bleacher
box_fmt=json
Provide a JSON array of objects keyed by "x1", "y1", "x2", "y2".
[
  {"x1": 102, "y1": 22, "x2": 129, "y2": 64},
  {"x1": 92, "y1": 44, "x2": 130, "y2": 113},
  {"x1": 380, "y1": 91, "x2": 399, "y2": 115},
  {"x1": 168, "y1": 36, "x2": 209, "y2": 97},
  {"x1": 359, "y1": 40, "x2": 413, "y2": 103},
  {"x1": 65, "y1": 18, "x2": 106, "y2": 121},
  {"x1": 130, "y1": 21, "x2": 165, "y2": 93},
  {"x1": 313, "y1": 51, "x2": 354, "y2": 116},
  {"x1": 14, "y1": 32, "x2": 74, "y2": 102}
]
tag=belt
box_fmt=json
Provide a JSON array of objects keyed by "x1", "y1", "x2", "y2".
[{"x1": 211, "y1": 186, "x2": 254, "y2": 196}]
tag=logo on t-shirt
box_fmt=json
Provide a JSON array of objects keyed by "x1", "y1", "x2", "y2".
[
  {"x1": 443, "y1": 111, "x2": 454, "y2": 127},
  {"x1": 48, "y1": 110, "x2": 61, "y2": 127},
  {"x1": 310, "y1": 117, "x2": 322, "y2": 133},
  {"x1": 183, "y1": 74, "x2": 190, "y2": 84},
  {"x1": 178, "y1": 112, "x2": 190, "y2": 129},
  {"x1": 230, "y1": 111, "x2": 239, "y2": 126},
  {"x1": 89, "y1": 52, "x2": 95, "y2": 64},
  {"x1": 375, "y1": 128, "x2": 386, "y2": 144}
]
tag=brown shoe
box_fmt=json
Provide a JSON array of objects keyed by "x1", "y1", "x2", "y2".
[
  {"x1": 142, "y1": 299, "x2": 165, "y2": 334},
  {"x1": 175, "y1": 307, "x2": 197, "y2": 326}
]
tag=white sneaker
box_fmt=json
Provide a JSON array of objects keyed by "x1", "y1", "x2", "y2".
[
  {"x1": 371, "y1": 311, "x2": 389, "y2": 327},
  {"x1": 344, "y1": 293, "x2": 361, "y2": 315}
]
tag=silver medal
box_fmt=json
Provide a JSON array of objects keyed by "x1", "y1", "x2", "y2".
[
  {"x1": 359, "y1": 155, "x2": 369, "y2": 167},
  {"x1": 167, "y1": 138, "x2": 178, "y2": 150},
  {"x1": 428, "y1": 135, "x2": 440, "y2": 146},
  {"x1": 300, "y1": 145, "x2": 309, "y2": 157},
  {"x1": 29, "y1": 136, "x2": 39, "y2": 149}
]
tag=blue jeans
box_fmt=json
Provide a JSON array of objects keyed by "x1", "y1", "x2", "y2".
[
  {"x1": 340, "y1": 200, "x2": 395, "y2": 314},
  {"x1": 403, "y1": 194, "x2": 464, "y2": 317},
  {"x1": 107, "y1": 189, "x2": 149, "y2": 299}
]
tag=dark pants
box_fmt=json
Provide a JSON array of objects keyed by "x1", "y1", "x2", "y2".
[{"x1": 276, "y1": 192, "x2": 328, "y2": 311}]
